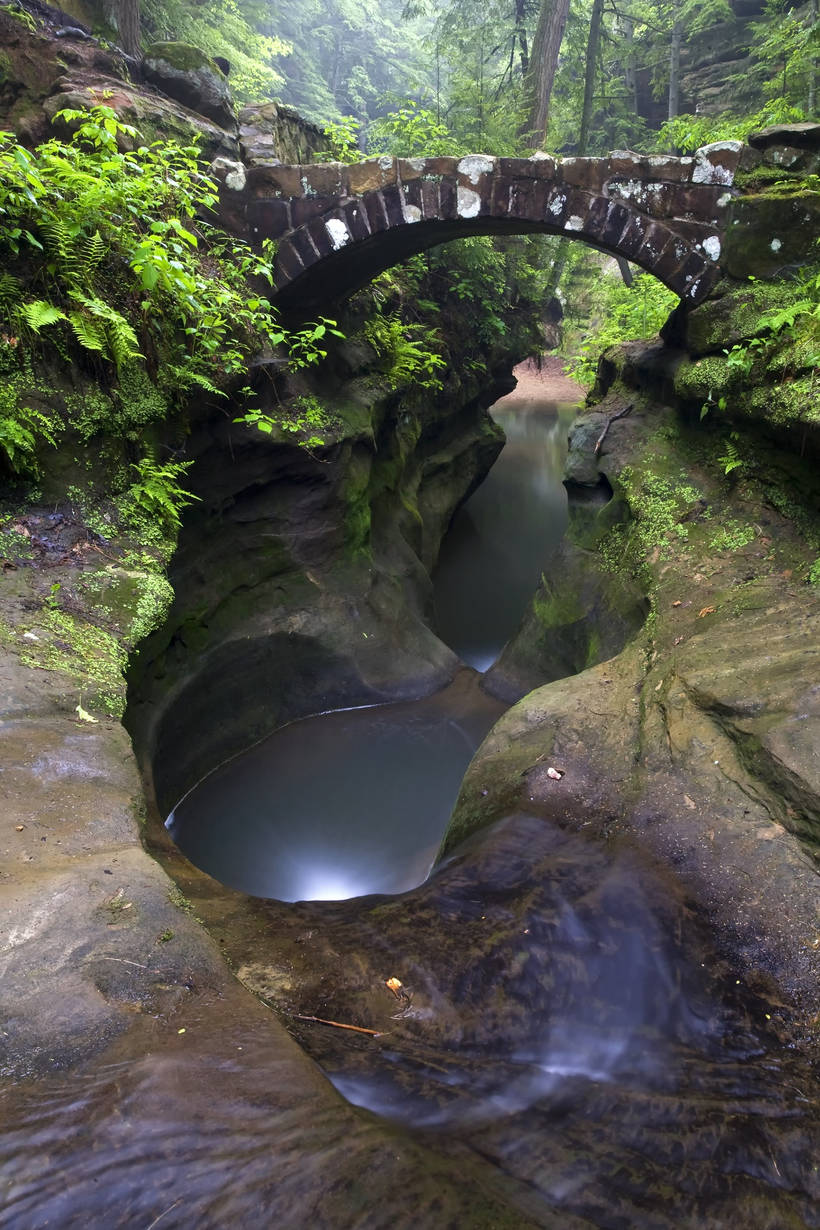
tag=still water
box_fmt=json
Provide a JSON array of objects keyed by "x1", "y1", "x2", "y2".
[
  {"x1": 167, "y1": 673, "x2": 506, "y2": 901},
  {"x1": 433, "y1": 395, "x2": 579, "y2": 670},
  {"x1": 167, "y1": 390, "x2": 578, "y2": 902}
]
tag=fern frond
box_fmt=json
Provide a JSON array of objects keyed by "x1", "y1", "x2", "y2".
[
  {"x1": 68, "y1": 310, "x2": 107, "y2": 354},
  {"x1": 0, "y1": 273, "x2": 22, "y2": 309},
  {"x1": 20, "y1": 300, "x2": 67, "y2": 333},
  {"x1": 79, "y1": 230, "x2": 105, "y2": 282},
  {"x1": 69, "y1": 294, "x2": 141, "y2": 367}
]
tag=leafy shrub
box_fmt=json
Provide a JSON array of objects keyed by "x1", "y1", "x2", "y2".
[{"x1": 564, "y1": 271, "x2": 678, "y2": 386}]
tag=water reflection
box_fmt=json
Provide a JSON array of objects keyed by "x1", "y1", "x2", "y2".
[
  {"x1": 433, "y1": 396, "x2": 579, "y2": 670},
  {"x1": 167, "y1": 673, "x2": 506, "y2": 901}
]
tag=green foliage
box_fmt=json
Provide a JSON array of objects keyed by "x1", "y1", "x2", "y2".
[
  {"x1": 809, "y1": 558, "x2": 820, "y2": 586},
  {"x1": 717, "y1": 434, "x2": 744, "y2": 477},
  {"x1": 0, "y1": 387, "x2": 56, "y2": 475},
  {"x1": 657, "y1": 99, "x2": 806, "y2": 153},
  {"x1": 0, "y1": 104, "x2": 341, "y2": 459},
  {"x1": 122, "y1": 455, "x2": 200, "y2": 531},
  {"x1": 361, "y1": 314, "x2": 447, "y2": 390},
  {"x1": 563, "y1": 271, "x2": 679, "y2": 387},
  {"x1": 234, "y1": 394, "x2": 334, "y2": 450},
  {"x1": 368, "y1": 100, "x2": 461, "y2": 156},
  {"x1": 316, "y1": 116, "x2": 364, "y2": 162}
]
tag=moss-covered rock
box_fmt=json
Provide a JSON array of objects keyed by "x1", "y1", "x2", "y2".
[
  {"x1": 142, "y1": 41, "x2": 236, "y2": 130},
  {"x1": 723, "y1": 190, "x2": 820, "y2": 279}
]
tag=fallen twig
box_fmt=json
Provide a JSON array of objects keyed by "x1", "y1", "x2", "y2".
[
  {"x1": 294, "y1": 1013, "x2": 383, "y2": 1037},
  {"x1": 594, "y1": 403, "x2": 633, "y2": 455}
]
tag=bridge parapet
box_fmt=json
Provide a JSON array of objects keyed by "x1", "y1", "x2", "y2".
[{"x1": 212, "y1": 142, "x2": 745, "y2": 311}]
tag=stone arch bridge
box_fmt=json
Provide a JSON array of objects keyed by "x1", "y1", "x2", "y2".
[{"x1": 212, "y1": 142, "x2": 748, "y2": 312}]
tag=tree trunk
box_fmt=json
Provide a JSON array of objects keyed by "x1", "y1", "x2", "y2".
[
  {"x1": 809, "y1": 0, "x2": 818, "y2": 115},
  {"x1": 524, "y1": 0, "x2": 571, "y2": 147},
  {"x1": 515, "y1": 0, "x2": 529, "y2": 76},
  {"x1": 621, "y1": 13, "x2": 638, "y2": 114},
  {"x1": 667, "y1": 17, "x2": 682, "y2": 121},
  {"x1": 109, "y1": 0, "x2": 140, "y2": 58},
  {"x1": 578, "y1": 0, "x2": 604, "y2": 153}
]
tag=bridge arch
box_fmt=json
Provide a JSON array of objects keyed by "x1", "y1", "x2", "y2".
[{"x1": 213, "y1": 145, "x2": 744, "y2": 312}]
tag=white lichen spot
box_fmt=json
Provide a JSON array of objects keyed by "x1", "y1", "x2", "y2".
[
  {"x1": 457, "y1": 185, "x2": 481, "y2": 218},
  {"x1": 548, "y1": 193, "x2": 566, "y2": 217},
  {"x1": 457, "y1": 155, "x2": 496, "y2": 184},
  {"x1": 301, "y1": 176, "x2": 317, "y2": 197},
  {"x1": 326, "y1": 218, "x2": 351, "y2": 250},
  {"x1": 610, "y1": 179, "x2": 645, "y2": 203},
  {"x1": 378, "y1": 155, "x2": 394, "y2": 171},
  {"x1": 406, "y1": 157, "x2": 426, "y2": 173},
  {"x1": 688, "y1": 278, "x2": 702, "y2": 299},
  {"x1": 703, "y1": 235, "x2": 721, "y2": 261},
  {"x1": 692, "y1": 141, "x2": 743, "y2": 185},
  {"x1": 209, "y1": 156, "x2": 247, "y2": 192},
  {"x1": 770, "y1": 237, "x2": 782, "y2": 252},
  {"x1": 404, "y1": 204, "x2": 422, "y2": 223},
  {"x1": 565, "y1": 214, "x2": 584, "y2": 231},
  {"x1": 716, "y1": 192, "x2": 732, "y2": 208}
]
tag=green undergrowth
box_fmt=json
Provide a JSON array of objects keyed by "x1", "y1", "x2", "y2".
[{"x1": 0, "y1": 103, "x2": 339, "y2": 510}]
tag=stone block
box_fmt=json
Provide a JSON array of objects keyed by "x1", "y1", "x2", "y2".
[
  {"x1": 615, "y1": 212, "x2": 650, "y2": 259},
  {"x1": 559, "y1": 157, "x2": 607, "y2": 193},
  {"x1": 438, "y1": 176, "x2": 458, "y2": 219},
  {"x1": 364, "y1": 191, "x2": 389, "y2": 232},
  {"x1": 342, "y1": 200, "x2": 371, "y2": 242},
  {"x1": 489, "y1": 176, "x2": 515, "y2": 216},
  {"x1": 300, "y1": 163, "x2": 345, "y2": 196},
  {"x1": 290, "y1": 195, "x2": 335, "y2": 228},
  {"x1": 671, "y1": 183, "x2": 733, "y2": 221},
  {"x1": 722, "y1": 191, "x2": 820, "y2": 279},
  {"x1": 604, "y1": 177, "x2": 675, "y2": 219},
  {"x1": 634, "y1": 220, "x2": 676, "y2": 268},
  {"x1": 347, "y1": 157, "x2": 398, "y2": 194},
  {"x1": 498, "y1": 157, "x2": 539, "y2": 179},
  {"x1": 246, "y1": 163, "x2": 303, "y2": 197},
  {"x1": 543, "y1": 185, "x2": 571, "y2": 228},
  {"x1": 598, "y1": 199, "x2": 632, "y2": 250},
  {"x1": 456, "y1": 155, "x2": 497, "y2": 186},
  {"x1": 691, "y1": 141, "x2": 744, "y2": 186},
  {"x1": 761, "y1": 145, "x2": 820, "y2": 174},
  {"x1": 506, "y1": 177, "x2": 539, "y2": 219},
  {"x1": 273, "y1": 240, "x2": 305, "y2": 287},
  {"x1": 583, "y1": 193, "x2": 614, "y2": 238},
  {"x1": 245, "y1": 197, "x2": 292, "y2": 239},
  {"x1": 401, "y1": 179, "x2": 425, "y2": 214},
  {"x1": 527, "y1": 153, "x2": 558, "y2": 178},
  {"x1": 380, "y1": 184, "x2": 406, "y2": 227},
  {"x1": 397, "y1": 157, "x2": 427, "y2": 182},
  {"x1": 291, "y1": 226, "x2": 320, "y2": 266},
  {"x1": 420, "y1": 179, "x2": 441, "y2": 219},
  {"x1": 417, "y1": 156, "x2": 459, "y2": 178},
  {"x1": 305, "y1": 216, "x2": 336, "y2": 259},
  {"x1": 665, "y1": 219, "x2": 724, "y2": 259}
]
